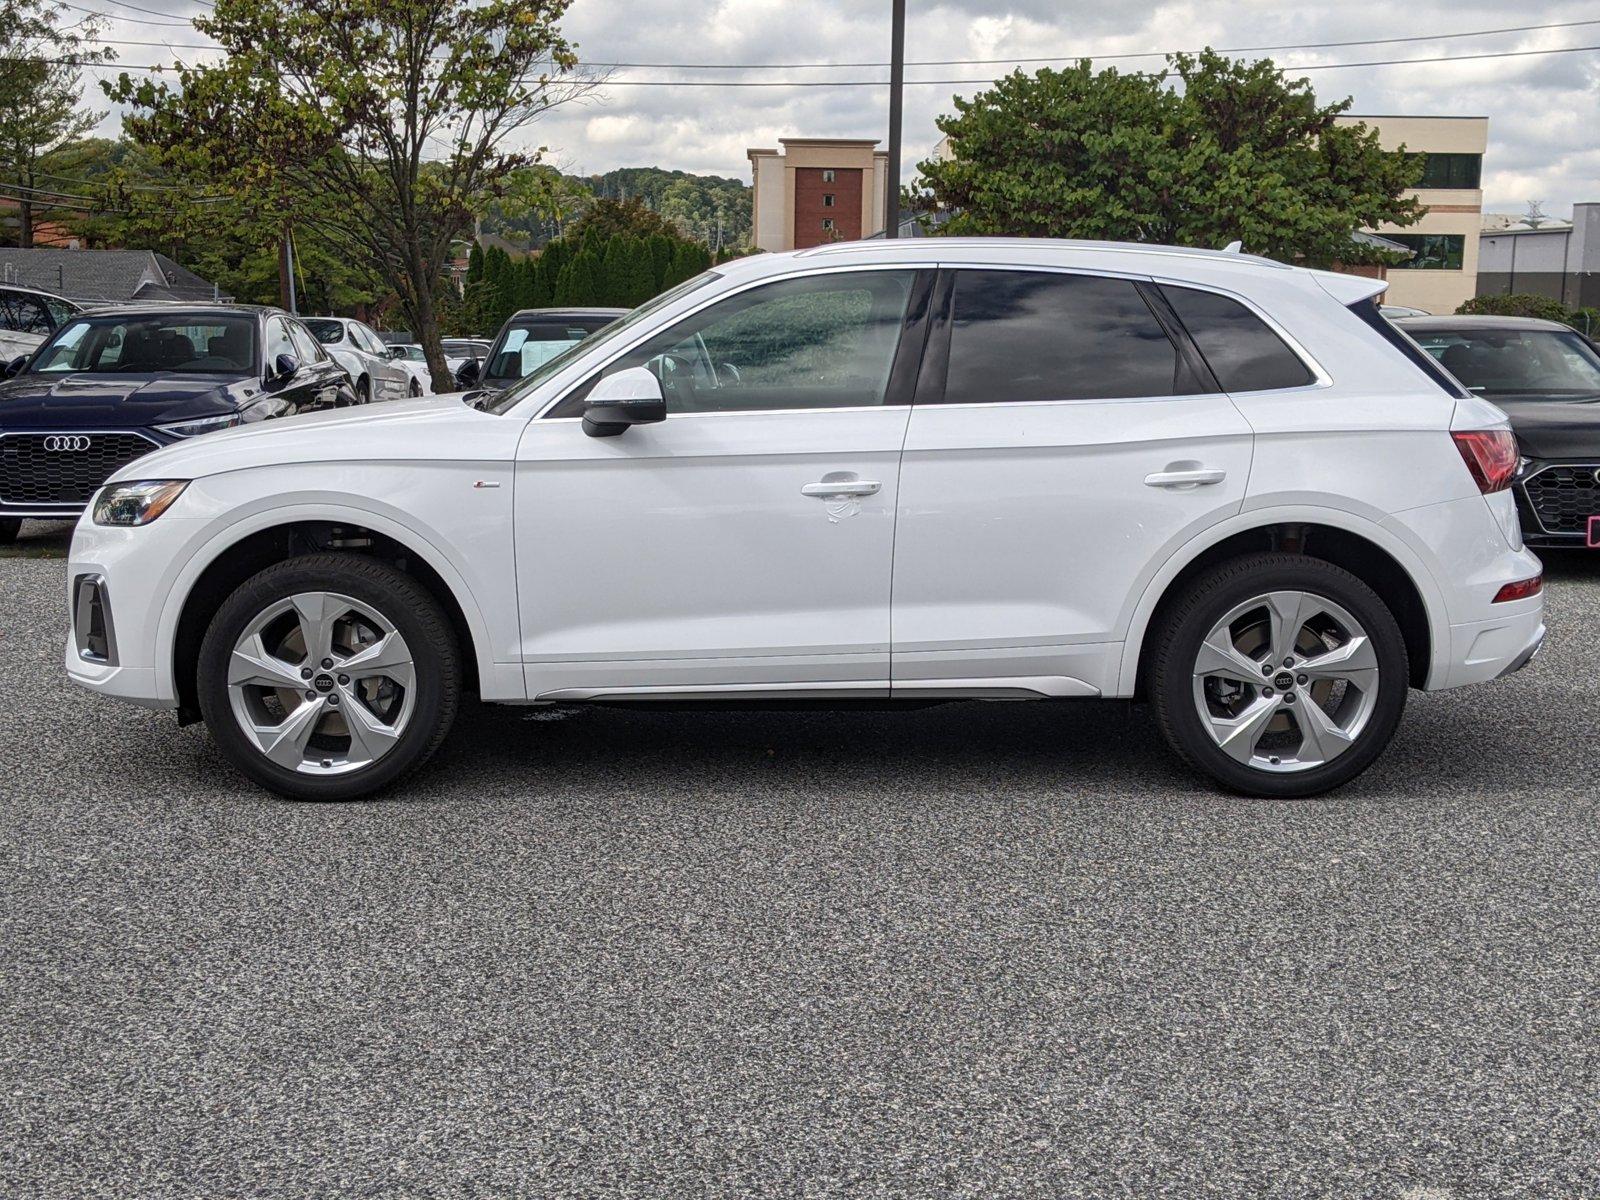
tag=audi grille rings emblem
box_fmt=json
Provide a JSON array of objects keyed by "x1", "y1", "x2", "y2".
[
  {"x1": 1593, "y1": 467, "x2": 1600, "y2": 486},
  {"x1": 43, "y1": 436, "x2": 91, "y2": 452}
]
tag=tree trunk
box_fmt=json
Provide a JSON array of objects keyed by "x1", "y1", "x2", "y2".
[
  {"x1": 405, "y1": 246, "x2": 454, "y2": 393},
  {"x1": 18, "y1": 199, "x2": 33, "y2": 249}
]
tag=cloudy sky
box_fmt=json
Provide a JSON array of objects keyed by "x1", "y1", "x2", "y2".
[{"x1": 78, "y1": 0, "x2": 1600, "y2": 217}]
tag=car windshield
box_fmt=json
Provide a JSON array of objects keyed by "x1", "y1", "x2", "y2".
[
  {"x1": 442, "y1": 339, "x2": 487, "y2": 356},
  {"x1": 1413, "y1": 328, "x2": 1600, "y2": 397},
  {"x1": 483, "y1": 275, "x2": 721, "y2": 415},
  {"x1": 482, "y1": 315, "x2": 620, "y2": 384},
  {"x1": 302, "y1": 318, "x2": 346, "y2": 345},
  {"x1": 28, "y1": 313, "x2": 257, "y2": 376}
]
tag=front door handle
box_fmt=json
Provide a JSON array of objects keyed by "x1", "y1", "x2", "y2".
[
  {"x1": 1144, "y1": 467, "x2": 1227, "y2": 489},
  {"x1": 801, "y1": 479, "x2": 882, "y2": 499}
]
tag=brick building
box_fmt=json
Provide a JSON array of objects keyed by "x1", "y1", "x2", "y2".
[{"x1": 746, "y1": 138, "x2": 890, "y2": 252}]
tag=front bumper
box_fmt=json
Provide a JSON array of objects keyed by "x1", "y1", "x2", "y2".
[{"x1": 1514, "y1": 459, "x2": 1600, "y2": 548}]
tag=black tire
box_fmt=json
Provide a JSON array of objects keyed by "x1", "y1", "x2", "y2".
[
  {"x1": 0, "y1": 518, "x2": 19, "y2": 545},
  {"x1": 408, "y1": 378, "x2": 423, "y2": 398},
  {"x1": 1149, "y1": 552, "x2": 1408, "y2": 799},
  {"x1": 356, "y1": 375, "x2": 372, "y2": 404},
  {"x1": 197, "y1": 553, "x2": 461, "y2": 801}
]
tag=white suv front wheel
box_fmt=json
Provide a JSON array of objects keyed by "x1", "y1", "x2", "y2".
[
  {"x1": 197, "y1": 554, "x2": 461, "y2": 800},
  {"x1": 1150, "y1": 553, "x2": 1409, "y2": 798}
]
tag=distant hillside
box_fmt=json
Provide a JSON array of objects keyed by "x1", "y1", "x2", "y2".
[{"x1": 481, "y1": 166, "x2": 751, "y2": 252}]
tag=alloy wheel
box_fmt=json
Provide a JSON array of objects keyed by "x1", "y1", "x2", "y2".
[
  {"x1": 1190, "y1": 589, "x2": 1380, "y2": 774},
  {"x1": 225, "y1": 591, "x2": 416, "y2": 775}
]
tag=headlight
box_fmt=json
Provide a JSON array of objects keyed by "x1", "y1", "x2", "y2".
[
  {"x1": 155, "y1": 412, "x2": 243, "y2": 438},
  {"x1": 92, "y1": 480, "x2": 189, "y2": 526}
]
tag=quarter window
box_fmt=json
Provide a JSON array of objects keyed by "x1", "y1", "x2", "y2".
[
  {"x1": 578, "y1": 269, "x2": 917, "y2": 414},
  {"x1": 938, "y1": 270, "x2": 1198, "y2": 404},
  {"x1": 1159, "y1": 285, "x2": 1314, "y2": 392}
]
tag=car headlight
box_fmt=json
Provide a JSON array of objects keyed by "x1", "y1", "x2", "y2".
[
  {"x1": 92, "y1": 480, "x2": 189, "y2": 526},
  {"x1": 155, "y1": 412, "x2": 243, "y2": 438}
]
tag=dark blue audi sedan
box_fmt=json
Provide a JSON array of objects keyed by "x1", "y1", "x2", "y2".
[{"x1": 0, "y1": 304, "x2": 358, "y2": 542}]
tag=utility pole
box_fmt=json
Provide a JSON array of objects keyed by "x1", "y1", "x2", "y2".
[
  {"x1": 285, "y1": 226, "x2": 298, "y2": 315},
  {"x1": 884, "y1": 0, "x2": 905, "y2": 238}
]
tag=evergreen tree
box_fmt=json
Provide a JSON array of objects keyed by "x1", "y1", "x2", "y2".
[
  {"x1": 667, "y1": 240, "x2": 709, "y2": 287},
  {"x1": 620, "y1": 242, "x2": 656, "y2": 307},
  {"x1": 555, "y1": 249, "x2": 602, "y2": 305},
  {"x1": 647, "y1": 234, "x2": 674, "y2": 289},
  {"x1": 465, "y1": 240, "x2": 486, "y2": 285},
  {"x1": 599, "y1": 235, "x2": 633, "y2": 306}
]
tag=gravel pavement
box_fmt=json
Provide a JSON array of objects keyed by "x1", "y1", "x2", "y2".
[{"x1": 2, "y1": 523, "x2": 1597, "y2": 1198}]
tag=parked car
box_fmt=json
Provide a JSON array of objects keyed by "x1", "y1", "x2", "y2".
[
  {"x1": 0, "y1": 283, "x2": 80, "y2": 362},
  {"x1": 1, "y1": 304, "x2": 355, "y2": 542},
  {"x1": 383, "y1": 343, "x2": 435, "y2": 396},
  {"x1": 455, "y1": 307, "x2": 626, "y2": 393},
  {"x1": 65, "y1": 240, "x2": 1544, "y2": 802},
  {"x1": 1398, "y1": 314, "x2": 1600, "y2": 548},
  {"x1": 301, "y1": 317, "x2": 412, "y2": 403},
  {"x1": 442, "y1": 337, "x2": 491, "y2": 382}
]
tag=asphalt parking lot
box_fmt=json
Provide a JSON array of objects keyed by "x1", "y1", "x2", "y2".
[{"x1": 3, "y1": 519, "x2": 1597, "y2": 1199}]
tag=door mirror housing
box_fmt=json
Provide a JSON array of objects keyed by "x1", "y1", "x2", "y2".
[
  {"x1": 3, "y1": 355, "x2": 25, "y2": 379},
  {"x1": 454, "y1": 357, "x2": 480, "y2": 388},
  {"x1": 583, "y1": 367, "x2": 667, "y2": 438},
  {"x1": 389, "y1": 345, "x2": 408, "y2": 360},
  {"x1": 268, "y1": 352, "x2": 299, "y2": 384}
]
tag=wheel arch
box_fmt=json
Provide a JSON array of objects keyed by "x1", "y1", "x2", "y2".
[
  {"x1": 1120, "y1": 513, "x2": 1442, "y2": 698},
  {"x1": 166, "y1": 512, "x2": 494, "y2": 721}
]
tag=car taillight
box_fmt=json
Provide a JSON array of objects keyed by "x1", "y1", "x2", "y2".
[
  {"x1": 1452, "y1": 429, "x2": 1518, "y2": 494},
  {"x1": 1493, "y1": 576, "x2": 1542, "y2": 603}
]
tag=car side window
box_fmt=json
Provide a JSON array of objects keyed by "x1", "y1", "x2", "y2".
[
  {"x1": 265, "y1": 317, "x2": 296, "y2": 369},
  {"x1": 355, "y1": 324, "x2": 383, "y2": 355},
  {"x1": 288, "y1": 321, "x2": 323, "y2": 365},
  {"x1": 938, "y1": 270, "x2": 1199, "y2": 404},
  {"x1": 580, "y1": 270, "x2": 917, "y2": 415},
  {"x1": 1, "y1": 293, "x2": 53, "y2": 336},
  {"x1": 1159, "y1": 285, "x2": 1314, "y2": 392}
]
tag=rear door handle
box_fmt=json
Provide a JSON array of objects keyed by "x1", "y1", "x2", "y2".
[
  {"x1": 801, "y1": 480, "x2": 881, "y2": 499},
  {"x1": 1144, "y1": 468, "x2": 1227, "y2": 489}
]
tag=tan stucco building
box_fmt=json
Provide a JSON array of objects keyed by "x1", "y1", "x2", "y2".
[
  {"x1": 1335, "y1": 115, "x2": 1489, "y2": 314},
  {"x1": 747, "y1": 138, "x2": 890, "y2": 252}
]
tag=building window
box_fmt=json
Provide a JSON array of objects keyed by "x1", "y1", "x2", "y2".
[
  {"x1": 823, "y1": 194, "x2": 835, "y2": 207},
  {"x1": 821, "y1": 218, "x2": 835, "y2": 231},
  {"x1": 822, "y1": 170, "x2": 835, "y2": 182},
  {"x1": 1384, "y1": 233, "x2": 1467, "y2": 270},
  {"x1": 1407, "y1": 153, "x2": 1482, "y2": 190}
]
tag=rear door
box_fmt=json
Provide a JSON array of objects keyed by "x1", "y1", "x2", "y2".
[{"x1": 889, "y1": 267, "x2": 1256, "y2": 698}]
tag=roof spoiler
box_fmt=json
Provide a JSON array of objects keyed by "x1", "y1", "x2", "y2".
[{"x1": 1310, "y1": 270, "x2": 1388, "y2": 306}]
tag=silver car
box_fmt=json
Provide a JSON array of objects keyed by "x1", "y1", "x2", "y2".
[
  {"x1": 0, "y1": 284, "x2": 80, "y2": 365},
  {"x1": 301, "y1": 317, "x2": 412, "y2": 402}
]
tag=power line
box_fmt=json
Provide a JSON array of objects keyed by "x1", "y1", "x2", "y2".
[
  {"x1": 72, "y1": 15, "x2": 1600, "y2": 69},
  {"x1": 54, "y1": 0, "x2": 192, "y2": 27}
]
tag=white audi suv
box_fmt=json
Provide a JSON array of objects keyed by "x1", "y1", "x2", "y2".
[{"x1": 65, "y1": 240, "x2": 1546, "y2": 800}]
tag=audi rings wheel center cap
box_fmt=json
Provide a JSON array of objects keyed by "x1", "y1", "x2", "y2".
[
  {"x1": 313, "y1": 674, "x2": 336, "y2": 693},
  {"x1": 1274, "y1": 672, "x2": 1295, "y2": 691}
]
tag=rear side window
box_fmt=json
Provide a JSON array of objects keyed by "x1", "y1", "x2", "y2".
[
  {"x1": 939, "y1": 270, "x2": 1198, "y2": 403},
  {"x1": 1159, "y1": 285, "x2": 1314, "y2": 392}
]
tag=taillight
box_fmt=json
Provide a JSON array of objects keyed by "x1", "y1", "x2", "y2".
[
  {"x1": 1493, "y1": 576, "x2": 1542, "y2": 603},
  {"x1": 1452, "y1": 429, "x2": 1518, "y2": 494}
]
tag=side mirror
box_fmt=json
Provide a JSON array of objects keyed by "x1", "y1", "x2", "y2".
[
  {"x1": 3, "y1": 355, "x2": 25, "y2": 378},
  {"x1": 389, "y1": 345, "x2": 408, "y2": 360},
  {"x1": 454, "y1": 358, "x2": 481, "y2": 388},
  {"x1": 269, "y1": 352, "x2": 299, "y2": 383},
  {"x1": 583, "y1": 367, "x2": 666, "y2": 438}
]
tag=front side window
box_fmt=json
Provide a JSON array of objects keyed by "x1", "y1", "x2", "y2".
[
  {"x1": 1385, "y1": 234, "x2": 1466, "y2": 270},
  {"x1": 1160, "y1": 285, "x2": 1314, "y2": 392},
  {"x1": 938, "y1": 270, "x2": 1197, "y2": 404},
  {"x1": 288, "y1": 320, "x2": 324, "y2": 365},
  {"x1": 265, "y1": 318, "x2": 296, "y2": 368},
  {"x1": 1411, "y1": 328, "x2": 1600, "y2": 397},
  {"x1": 0, "y1": 293, "x2": 52, "y2": 335},
  {"x1": 568, "y1": 270, "x2": 917, "y2": 415},
  {"x1": 29, "y1": 313, "x2": 257, "y2": 375}
]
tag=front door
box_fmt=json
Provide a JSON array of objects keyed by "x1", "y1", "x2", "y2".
[
  {"x1": 514, "y1": 267, "x2": 930, "y2": 700},
  {"x1": 890, "y1": 267, "x2": 1257, "y2": 698}
]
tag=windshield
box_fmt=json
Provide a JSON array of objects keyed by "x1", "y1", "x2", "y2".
[
  {"x1": 442, "y1": 339, "x2": 488, "y2": 356},
  {"x1": 483, "y1": 274, "x2": 721, "y2": 415},
  {"x1": 1413, "y1": 328, "x2": 1600, "y2": 396},
  {"x1": 302, "y1": 318, "x2": 346, "y2": 345},
  {"x1": 28, "y1": 313, "x2": 257, "y2": 376},
  {"x1": 483, "y1": 315, "x2": 620, "y2": 385}
]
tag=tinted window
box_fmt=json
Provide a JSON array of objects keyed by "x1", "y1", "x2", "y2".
[
  {"x1": 942, "y1": 271, "x2": 1192, "y2": 403},
  {"x1": 581, "y1": 270, "x2": 916, "y2": 415},
  {"x1": 30, "y1": 313, "x2": 257, "y2": 375},
  {"x1": 484, "y1": 317, "x2": 616, "y2": 385},
  {"x1": 1161, "y1": 285, "x2": 1314, "y2": 392},
  {"x1": 303, "y1": 318, "x2": 345, "y2": 345}
]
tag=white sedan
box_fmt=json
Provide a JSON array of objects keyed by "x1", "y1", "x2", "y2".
[
  {"x1": 301, "y1": 317, "x2": 414, "y2": 401},
  {"x1": 384, "y1": 344, "x2": 440, "y2": 395}
]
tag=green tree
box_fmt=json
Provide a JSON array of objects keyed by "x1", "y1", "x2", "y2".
[
  {"x1": 666, "y1": 240, "x2": 711, "y2": 288},
  {"x1": 555, "y1": 249, "x2": 601, "y2": 306},
  {"x1": 570, "y1": 195, "x2": 678, "y2": 242},
  {"x1": 1456, "y1": 293, "x2": 1573, "y2": 322},
  {"x1": 108, "y1": 0, "x2": 590, "y2": 391},
  {"x1": 913, "y1": 51, "x2": 1423, "y2": 264},
  {"x1": 647, "y1": 234, "x2": 674, "y2": 289},
  {"x1": 465, "y1": 240, "x2": 486, "y2": 285},
  {"x1": 0, "y1": 0, "x2": 114, "y2": 247}
]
